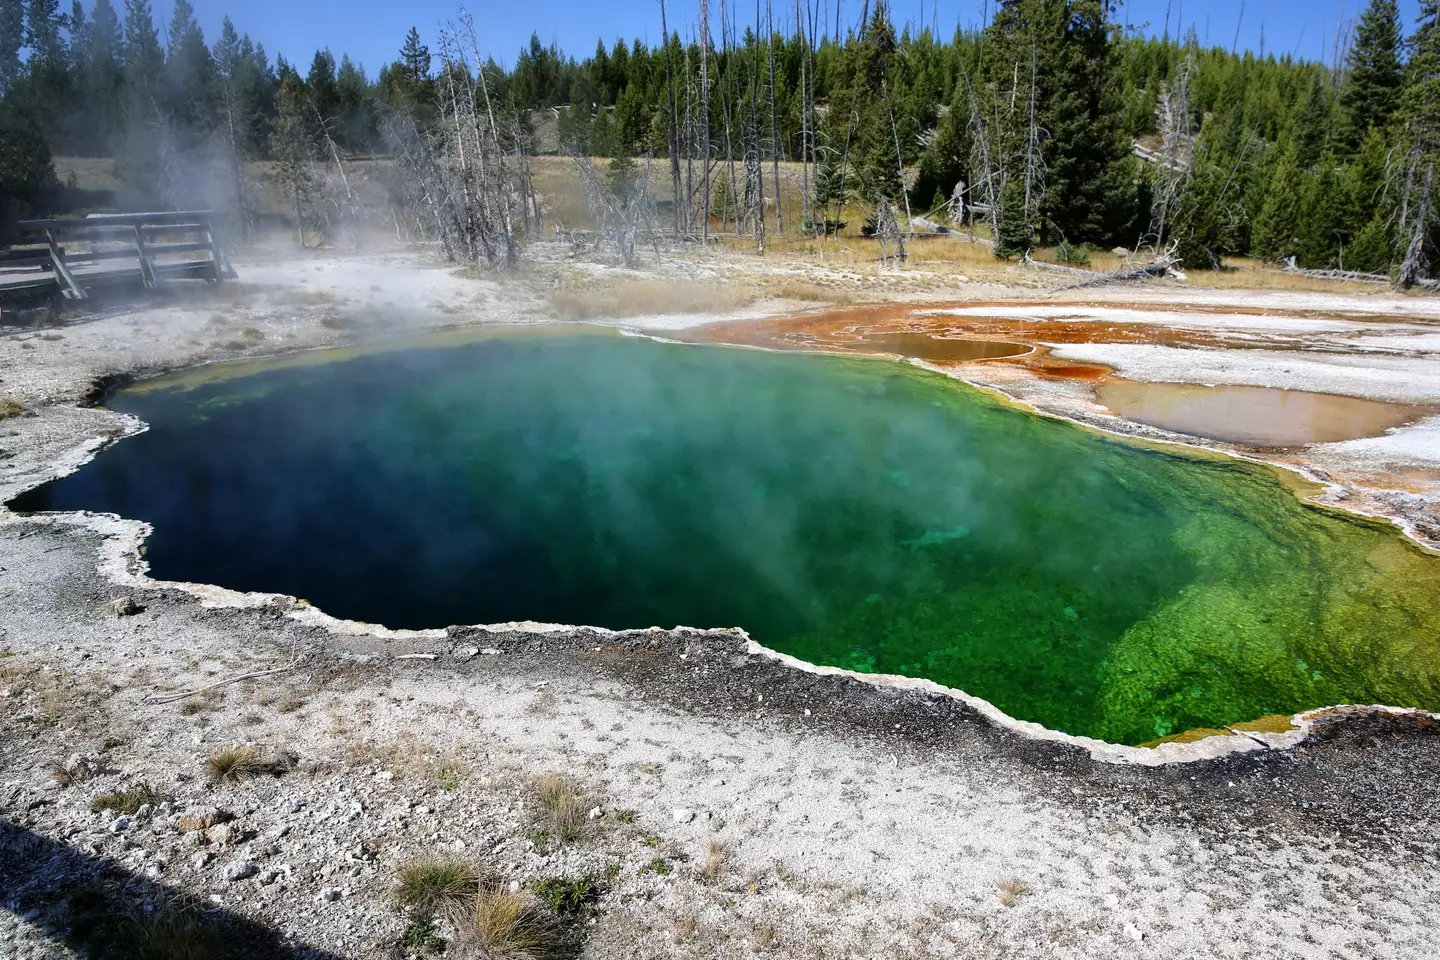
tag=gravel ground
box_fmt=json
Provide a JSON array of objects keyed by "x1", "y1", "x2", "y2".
[{"x1": 2, "y1": 246, "x2": 1439, "y2": 959}]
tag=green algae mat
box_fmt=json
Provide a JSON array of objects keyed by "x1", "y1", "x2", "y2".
[{"x1": 13, "y1": 330, "x2": 1440, "y2": 745}]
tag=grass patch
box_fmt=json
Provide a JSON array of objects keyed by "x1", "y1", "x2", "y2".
[
  {"x1": 0, "y1": 396, "x2": 25, "y2": 420},
  {"x1": 81, "y1": 898, "x2": 228, "y2": 960},
  {"x1": 533, "y1": 773, "x2": 586, "y2": 843},
  {"x1": 92, "y1": 784, "x2": 166, "y2": 815},
  {"x1": 395, "y1": 857, "x2": 482, "y2": 913},
  {"x1": 447, "y1": 883, "x2": 558, "y2": 960},
  {"x1": 545, "y1": 280, "x2": 752, "y2": 321}
]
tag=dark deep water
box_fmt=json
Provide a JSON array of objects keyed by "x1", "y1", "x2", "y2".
[{"x1": 12, "y1": 329, "x2": 1440, "y2": 744}]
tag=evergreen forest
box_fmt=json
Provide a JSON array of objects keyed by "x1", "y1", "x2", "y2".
[{"x1": 2, "y1": 0, "x2": 1439, "y2": 281}]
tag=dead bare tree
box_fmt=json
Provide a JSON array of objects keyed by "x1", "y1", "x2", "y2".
[
  {"x1": 700, "y1": 0, "x2": 712, "y2": 244},
  {"x1": 309, "y1": 101, "x2": 360, "y2": 250},
  {"x1": 1151, "y1": 32, "x2": 1197, "y2": 248},
  {"x1": 660, "y1": 0, "x2": 686, "y2": 237},
  {"x1": 569, "y1": 150, "x2": 660, "y2": 267},
  {"x1": 1398, "y1": 159, "x2": 1435, "y2": 290},
  {"x1": 767, "y1": 0, "x2": 783, "y2": 234},
  {"x1": 381, "y1": 13, "x2": 531, "y2": 269},
  {"x1": 750, "y1": 0, "x2": 767, "y2": 251},
  {"x1": 1021, "y1": 49, "x2": 1046, "y2": 232},
  {"x1": 874, "y1": 197, "x2": 906, "y2": 266}
]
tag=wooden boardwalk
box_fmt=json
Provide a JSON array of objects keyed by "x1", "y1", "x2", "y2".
[{"x1": 0, "y1": 211, "x2": 236, "y2": 308}]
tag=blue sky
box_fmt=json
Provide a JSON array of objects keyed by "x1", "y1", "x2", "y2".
[{"x1": 143, "y1": 0, "x2": 1423, "y2": 78}]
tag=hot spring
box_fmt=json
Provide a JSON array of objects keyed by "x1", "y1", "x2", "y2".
[{"x1": 12, "y1": 327, "x2": 1440, "y2": 746}]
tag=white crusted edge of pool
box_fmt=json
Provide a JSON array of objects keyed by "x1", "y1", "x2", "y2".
[{"x1": 7, "y1": 486, "x2": 1434, "y2": 770}]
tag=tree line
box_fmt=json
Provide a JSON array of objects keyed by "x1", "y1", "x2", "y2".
[{"x1": 1, "y1": 0, "x2": 1439, "y2": 282}]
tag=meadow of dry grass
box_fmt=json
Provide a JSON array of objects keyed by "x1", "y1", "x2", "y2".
[{"x1": 50, "y1": 152, "x2": 1401, "y2": 299}]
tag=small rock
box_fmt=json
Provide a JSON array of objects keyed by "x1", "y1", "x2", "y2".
[
  {"x1": 508, "y1": 879, "x2": 522, "y2": 893},
  {"x1": 481, "y1": 648, "x2": 503, "y2": 655},
  {"x1": 222, "y1": 860, "x2": 258, "y2": 882},
  {"x1": 205, "y1": 824, "x2": 235, "y2": 847},
  {"x1": 454, "y1": 646, "x2": 480, "y2": 660},
  {"x1": 588, "y1": 806, "x2": 603, "y2": 820},
  {"x1": 673, "y1": 808, "x2": 696, "y2": 824},
  {"x1": 102, "y1": 597, "x2": 141, "y2": 617},
  {"x1": 374, "y1": 770, "x2": 394, "y2": 781},
  {"x1": 108, "y1": 816, "x2": 134, "y2": 834},
  {"x1": 191, "y1": 852, "x2": 211, "y2": 868},
  {"x1": 1103, "y1": 894, "x2": 1120, "y2": 909},
  {"x1": 319, "y1": 887, "x2": 343, "y2": 902},
  {"x1": 283, "y1": 797, "x2": 304, "y2": 814},
  {"x1": 1124, "y1": 924, "x2": 1144, "y2": 942}
]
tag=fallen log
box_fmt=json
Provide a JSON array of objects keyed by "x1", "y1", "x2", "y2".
[
  {"x1": 1271, "y1": 256, "x2": 1389, "y2": 285},
  {"x1": 1054, "y1": 246, "x2": 1186, "y2": 291},
  {"x1": 1020, "y1": 252, "x2": 1096, "y2": 279}
]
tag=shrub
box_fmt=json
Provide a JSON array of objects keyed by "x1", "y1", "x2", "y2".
[
  {"x1": 529, "y1": 876, "x2": 596, "y2": 915},
  {"x1": 1055, "y1": 241, "x2": 1093, "y2": 266}
]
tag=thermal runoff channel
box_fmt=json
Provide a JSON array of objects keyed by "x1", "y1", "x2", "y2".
[{"x1": 15, "y1": 331, "x2": 1440, "y2": 746}]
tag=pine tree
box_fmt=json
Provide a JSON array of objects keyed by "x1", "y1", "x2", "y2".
[
  {"x1": 1338, "y1": 0, "x2": 1402, "y2": 153},
  {"x1": 0, "y1": 0, "x2": 22, "y2": 94},
  {"x1": 1396, "y1": 0, "x2": 1440, "y2": 286},
  {"x1": 849, "y1": 1, "x2": 902, "y2": 204},
  {"x1": 1296, "y1": 158, "x2": 1345, "y2": 267},
  {"x1": 163, "y1": 0, "x2": 215, "y2": 139},
  {"x1": 77, "y1": 0, "x2": 124, "y2": 153},
  {"x1": 271, "y1": 69, "x2": 317, "y2": 246},
  {"x1": 1251, "y1": 144, "x2": 1302, "y2": 260},
  {"x1": 122, "y1": 0, "x2": 163, "y2": 112},
  {"x1": 1347, "y1": 213, "x2": 1393, "y2": 272},
  {"x1": 1291, "y1": 72, "x2": 1334, "y2": 169},
  {"x1": 994, "y1": 176, "x2": 1034, "y2": 257}
]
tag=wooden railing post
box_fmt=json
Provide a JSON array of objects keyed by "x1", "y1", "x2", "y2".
[
  {"x1": 45, "y1": 229, "x2": 87, "y2": 300},
  {"x1": 132, "y1": 225, "x2": 158, "y2": 288}
]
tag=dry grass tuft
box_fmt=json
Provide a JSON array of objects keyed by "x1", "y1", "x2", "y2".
[
  {"x1": 207, "y1": 745, "x2": 261, "y2": 783},
  {"x1": 997, "y1": 879, "x2": 1032, "y2": 907},
  {"x1": 533, "y1": 773, "x2": 586, "y2": 842},
  {"x1": 205, "y1": 744, "x2": 293, "y2": 783},
  {"x1": 92, "y1": 784, "x2": 165, "y2": 815},
  {"x1": 701, "y1": 839, "x2": 730, "y2": 882},
  {"x1": 0, "y1": 396, "x2": 25, "y2": 420},
  {"x1": 395, "y1": 857, "x2": 482, "y2": 913},
  {"x1": 178, "y1": 689, "x2": 224, "y2": 716},
  {"x1": 105, "y1": 900, "x2": 228, "y2": 960},
  {"x1": 447, "y1": 883, "x2": 558, "y2": 960},
  {"x1": 546, "y1": 280, "x2": 753, "y2": 320}
]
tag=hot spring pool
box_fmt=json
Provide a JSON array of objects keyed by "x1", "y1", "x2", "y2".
[{"x1": 12, "y1": 328, "x2": 1440, "y2": 745}]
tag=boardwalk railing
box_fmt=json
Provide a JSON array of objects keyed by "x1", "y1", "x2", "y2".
[{"x1": 0, "y1": 210, "x2": 236, "y2": 303}]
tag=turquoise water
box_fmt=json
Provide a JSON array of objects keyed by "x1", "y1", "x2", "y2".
[{"x1": 12, "y1": 329, "x2": 1440, "y2": 744}]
